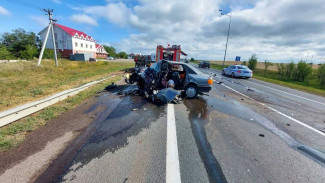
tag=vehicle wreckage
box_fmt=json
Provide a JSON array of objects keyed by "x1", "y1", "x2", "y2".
[{"x1": 125, "y1": 60, "x2": 213, "y2": 104}]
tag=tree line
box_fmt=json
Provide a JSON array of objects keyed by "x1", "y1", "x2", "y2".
[
  {"x1": 0, "y1": 28, "x2": 129, "y2": 60},
  {"x1": 245, "y1": 54, "x2": 325, "y2": 86}
]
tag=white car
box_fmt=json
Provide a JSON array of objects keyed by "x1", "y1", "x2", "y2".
[{"x1": 222, "y1": 65, "x2": 253, "y2": 78}]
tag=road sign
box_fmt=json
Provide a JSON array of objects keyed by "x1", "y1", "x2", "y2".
[{"x1": 235, "y1": 56, "x2": 241, "y2": 61}]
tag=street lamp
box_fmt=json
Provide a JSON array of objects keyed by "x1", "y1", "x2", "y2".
[{"x1": 219, "y1": 9, "x2": 232, "y2": 69}]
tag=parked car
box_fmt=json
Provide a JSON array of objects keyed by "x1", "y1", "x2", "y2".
[
  {"x1": 107, "y1": 56, "x2": 115, "y2": 60},
  {"x1": 222, "y1": 65, "x2": 253, "y2": 78},
  {"x1": 126, "y1": 60, "x2": 213, "y2": 98},
  {"x1": 198, "y1": 61, "x2": 210, "y2": 68}
]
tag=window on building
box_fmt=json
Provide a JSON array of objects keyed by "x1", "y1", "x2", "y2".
[
  {"x1": 86, "y1": 44, "x2": 88, "y2": 48},
  {"x1": 81, "y1": 43, "x2": 83, "y2": 48},
  {"x1": 75, "y1": 42, "x2": 78, "y2": 47},
  {"x1": 90, "y1": 45, "x2": 92, "y2": 49}
]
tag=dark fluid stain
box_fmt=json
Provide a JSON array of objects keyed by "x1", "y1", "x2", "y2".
[
  {"x1": 183, "y1": 97, "x2": 228, "y2": 183},
  {"x1": 57, "y1": 94, "x2": 166, "y2": 182}
]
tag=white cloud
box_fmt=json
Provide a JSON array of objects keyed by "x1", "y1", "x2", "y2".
[
  {"x1": 83, "y1": 2, "x2": 131, "y2": 26},
  {"x1": 0, "y1": 6, "x2": 10, "y2": 16},
  {"x1": 52, "y1": 0, "x2": 62, "y2": 4},
  {"x1": 70, "y1": 14, "x2": 98, "y2": 26},
  {"x1": 30, "y1": 16, "x2": 48, "y2": 27},
  {"x1": 73, "y1": 0, "x2": 325, "y2": 63}
]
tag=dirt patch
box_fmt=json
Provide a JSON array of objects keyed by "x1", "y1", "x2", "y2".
[{"x1": 0, "y1": 95, "x2": 103, "y2": 176}]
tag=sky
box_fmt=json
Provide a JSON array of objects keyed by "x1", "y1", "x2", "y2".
[{"x1": 0, "y1": 0, "x2": 325, "y2": 63}]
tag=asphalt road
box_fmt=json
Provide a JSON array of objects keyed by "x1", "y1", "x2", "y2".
[{"x1": 37, "y1": 65, "x2": 325, "y2": 183}]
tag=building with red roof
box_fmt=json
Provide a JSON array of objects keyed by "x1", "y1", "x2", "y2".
[
  {"x1": 39, "y1": 23, "x2": 101, "y2": 59},
  {"x1": 96, "y1": 44, "x2": 108, "y2": 58}
]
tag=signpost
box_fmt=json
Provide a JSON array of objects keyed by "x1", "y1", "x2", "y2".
[{"x1": 235, "y1": 56, "x2": 241, "y2": 64}]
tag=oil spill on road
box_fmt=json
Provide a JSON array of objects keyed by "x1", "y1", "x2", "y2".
[
  {"x1": 183, "y1": 97, "x2": 228, "y2": 183},
  {"x1": 57, "y1": 88, "x2": 166, "y2": 182},
  {"x1": 36, "y1": 84, "x2": 166, "y2": 183}
]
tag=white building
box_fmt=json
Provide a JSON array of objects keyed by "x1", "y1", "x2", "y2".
[
  {"x1": 96, "y1": 44, "x2": 108, "y2": 58},
  {"x1": 39, "y1": 23, "x2": 98, "y2": 58}
]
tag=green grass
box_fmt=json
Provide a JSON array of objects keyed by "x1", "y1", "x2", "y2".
[
  {"x1": 197, "y1": 61, "x2": 325, "y2": 97},
  {"x1": 0, "y1": 59, "x2": 133, "y2": 111},
  {"x1": 0, "y1": 76, "x2": 122, "y2": 151}
]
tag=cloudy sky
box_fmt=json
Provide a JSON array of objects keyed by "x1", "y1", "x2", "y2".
[{"x1": 0, "y1": 0, "x2": 325, "y2": 63}]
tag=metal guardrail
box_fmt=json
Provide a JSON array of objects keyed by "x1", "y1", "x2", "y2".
[{"x1": 0, "y1": 75, "x2": 116, "y2": 128}]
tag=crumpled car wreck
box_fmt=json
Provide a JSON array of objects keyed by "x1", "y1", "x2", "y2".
[{"x1": 125, "y1": 60, "x2": 213, "y2": 104}]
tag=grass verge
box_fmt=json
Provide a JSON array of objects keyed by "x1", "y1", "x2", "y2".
[
  {"x1": 0, "y1": 75, "x2": 122, "y2": 151},
  {"x1": 0, "y1": 59, "x2": 133, "y2": 111}
]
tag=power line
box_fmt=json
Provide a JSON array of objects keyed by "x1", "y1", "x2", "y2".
[{"x1": 5, "y1": 0, "x2": 43, "y2": 10}]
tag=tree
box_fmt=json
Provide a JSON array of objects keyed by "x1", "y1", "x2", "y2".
[
  {"x1": 190, "y1": 58, "x2": 195, "y2": 61},
  {"x1": 317, "y1": 64, "x2": 325, "y2": 85},
  {"x1": 117, "y1": 52, "x2": 128, "y2": 59},
  {"x1": 293, "y1": 61, "x2": 312, "y2": 82},
  {"x1": 0, "y1": 45, "x2": 12, "y2": 60},
  {"x1": 248, "y1": 54, "x2": 258, "y2": 71},
  {"x1": 103, "y1": 45, "x2": 116, "y2": 57},
  {"x1": 264, "y1": 60, "x2": 273, "y2": 73},
  {"x1": 20, "y1": 44, "x2": 37, "y2": 60},
  {"x1": 1, "y1": 29, "x2": 40, "y2": 58},
  {"x1": 277, "y1": 63, "x2": 286, "y2": 79}
]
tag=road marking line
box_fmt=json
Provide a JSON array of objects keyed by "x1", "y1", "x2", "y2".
[
  {"x1": 166, "y1": 104, "x2": 181, "y2": 183},
  {"x1": 219, "y1": 83, "x2": 325, "y2": 137},
  {"x1": 245, "y1": 80, "x2": 325, "y2": 106}
]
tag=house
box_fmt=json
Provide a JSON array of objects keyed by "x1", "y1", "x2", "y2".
[
  {"x1": 96, "y1": 44, "x2": 108, "y2": 58},
  {"x1": 39, "y1": 23, "x2": 99, "y2": 58}
]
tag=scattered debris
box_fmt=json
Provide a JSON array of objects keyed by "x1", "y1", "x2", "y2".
[
  {"x1": 104, "y1": 83, "x2": 118, "y2": 91},
  {"x1": 286, "y1": 123, "x2": 291, "y2": 126},
  {"x1": 259, "y1": 134, "x2": 265, "y2": 137},
  {"x1": 132, "y1": 108, "x2": 138, "y2": 111},
  {"x1": 216, "y1": 81, "x2": 223, "y2": 84},
  {"x1": 241, "y1": 98, "x2": 244, "y2": 101},
  {"x1": 144, "y1": 108, "x2": 147, "y2": 111},
  {"x1": 250, "y1": 118, "x2": 254, "y2": 121},
  {"x1": 291, "y1": 113, "x2": 294, "y2": 116},
  {"x1": 247, "y1": 88, "x2": 254, "y2": 92}
]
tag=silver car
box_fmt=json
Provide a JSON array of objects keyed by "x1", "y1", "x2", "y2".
[{"x1": 222, "y1": 65, "x2": 253, "y2": 78}]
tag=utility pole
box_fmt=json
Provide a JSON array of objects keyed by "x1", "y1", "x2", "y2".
[
  {"x1": 38, "y1": 9, "x2": 58, "y2": 66},
  {"x1": 219, "y1": 10, "x2": 232, "y2": 69},
  {"x1": 196, "y1": 42, "x2": 198, "y2": 60}
]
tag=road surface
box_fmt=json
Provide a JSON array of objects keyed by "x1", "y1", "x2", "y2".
[{"x1": 35, "y1": 65, "x2": 325, "y2": 183}]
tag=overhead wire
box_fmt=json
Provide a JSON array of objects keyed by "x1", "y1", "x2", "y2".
[{"x1": 5, "y1": 0, "x2": 43, "y2": 11}]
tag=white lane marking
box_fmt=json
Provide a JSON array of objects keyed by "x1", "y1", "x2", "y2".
[
  {"x1": 245, "y1": 80, "x2": 325, "y2": 106},
  {"x1": 218, "y1": 82, "x2": 325, "y2": 137},
  {"x1": 166, "y1": 104, "x2": 181, "y2": 183}
]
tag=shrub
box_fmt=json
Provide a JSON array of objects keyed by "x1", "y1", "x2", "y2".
[
  {"x1": 20, "y1": 44, "x2": 37, "y2": 60},
  {"x1": 277, "y1": 63, "x2": 286, "y2": 79},
  {"x1": 285, "y1": 61, "x2": 295, "y2": 79},
  {"x1": 317, "y1": 64, "x2": 325, "y2": 85},
  {"x1": 190, "y1": 58, "x2": 195, "y2": 61},
  {"x1": 293, "y1": 61, "x2": 312, "y2": 82},
  {"x1": 0, "y1": 45, "x2": 12, "y2": 60},
  {"x1": 248, "y1": 54, "x2": 258, "y2": 71},
  {"x1": 242, "y1": 61, "x2": 246, "y2": 66},
  {"x1": 264, "y1": 60, "x2": 273, "y2": 73}
]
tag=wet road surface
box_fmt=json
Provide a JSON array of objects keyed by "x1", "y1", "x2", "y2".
[{"x1": 37, "y1": 66, "x2": 325, "y2": 183}]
